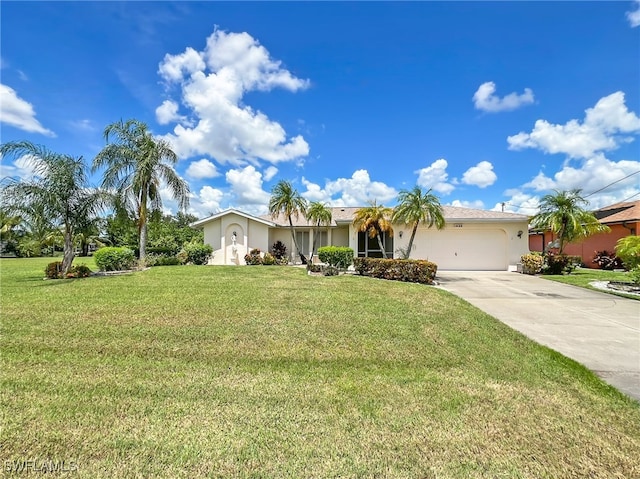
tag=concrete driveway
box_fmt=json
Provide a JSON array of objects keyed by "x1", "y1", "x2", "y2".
[{"x1": 435, "y1": 271, "x2": 640, "y2": 401}]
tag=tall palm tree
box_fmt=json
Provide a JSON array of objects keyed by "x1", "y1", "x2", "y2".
[
  {"x1": 306, "y1": 201, "x2": 332, "y2": 259},
  {"x1": 93, "y1": 119, "x2": 189, "y2": 260},
  {"x1": 268, "y1": 180, "x2": 308, "y2": 263},
  {"x1": 530, "y1": 189, "x2": 609, "y2": 254},
  {"x1": 0, "y1": 141, "x2": 107, "y2": 274},
  {"x1": 392, "y1": 186, "x2": 445, "y2": 259},
  {"x1": 353, "y1": 201, "x2": 394, "y2": 258}
]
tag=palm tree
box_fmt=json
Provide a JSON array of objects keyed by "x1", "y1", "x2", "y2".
[
  {"x1": 93, "y1": 119, "x2": 189, "y2": 260},
  {"x1": 0, "y1": 141, "x2": 107, "y2": 274},
  {"x1": 268, "y1": 180, "x2": 308, "y2": 263},
  {"x1": 392, "y1": 186, "x2": 445, "y2": 259},
  {"x1": 353, "y1": 201, "x2": 394, "y2": 258},
  {"x1": 306, "y1": 201, "x2": 332, "y2": 259},
  {"x1": 530, "y1": 189, "x2": 609, "y2": 254}
]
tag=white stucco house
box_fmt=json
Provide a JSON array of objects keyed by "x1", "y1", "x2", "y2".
[{"x1": 190, "y1": 206, "x2": 530, "y2": 271}]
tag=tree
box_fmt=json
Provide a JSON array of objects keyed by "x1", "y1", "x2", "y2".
[
  {"x1": 306, "y1": 201, "x2": 332, "y2": 259},
  {"x1": 353, "y1": 201, "x2": 394, "y2": 258},
  {"x1": 530, "y1": 189, "x2": 609, "y2": 254},
  {"x1": 268, "y1": 180, "x2": 308, "y2": 263},
  {"x1": 0, "y1": 141, "x2": 107, "y2": 273},
  {"x1": 392, "y1": 186, "x2": 445, "y2": 259},
  {"x1": 93, "y1": 119, "x2": 189, "y2": 260}
]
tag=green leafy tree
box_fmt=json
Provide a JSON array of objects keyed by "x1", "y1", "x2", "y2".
[
  {"x1": 392, "y1": 186, "x2": 445, "y2": 259},
  {"x1": 530, "y1": 189, "x2": 609, "y2": 254},
  {"x1": 615, "y1": 235, "x2": 640, "y2": 270},
  {"x1": 268, "y1": 180, "x2": 308, "y2": 263},
  {"x1": 0, "y1": 141, "x2": 107, "y2": 273},
  {"x1": 353, "y1": 201, "x2": 394, "y2": 258},
  {"x1": 93, "y1": 119, "x2": 189, "y2": 260},
  {"x1": 306, "y1": 201, "x2": 332, "y2": 259}
]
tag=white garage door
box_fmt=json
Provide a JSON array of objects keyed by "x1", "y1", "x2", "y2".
[{"x1": 417, "y1": 229, "x2": 508, "y2": 270}]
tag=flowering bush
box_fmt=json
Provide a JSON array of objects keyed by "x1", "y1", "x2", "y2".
[{"x1": 520, "y1": 253, "x2": 544, "y2": 275}]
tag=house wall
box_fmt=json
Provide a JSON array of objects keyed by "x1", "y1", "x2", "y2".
[
  {"x1": 202, "y1": 213, "x2": 269, "y2": 265},
  {"x1": 530, "y1": 223, "x2": 638, "y2": 268}
]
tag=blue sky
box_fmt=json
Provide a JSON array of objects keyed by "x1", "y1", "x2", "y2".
[{"x1": 1, "y1": 1, "x2": 639, "y2": 218}]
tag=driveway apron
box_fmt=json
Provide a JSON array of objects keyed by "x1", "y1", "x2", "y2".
[{"x1": 435, "y1": 271, "x2": 640, "y2": 401}]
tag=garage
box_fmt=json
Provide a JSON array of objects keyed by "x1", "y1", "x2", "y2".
[{"x1": 415, "y1": 227, "x2": 508, "y2": 270}]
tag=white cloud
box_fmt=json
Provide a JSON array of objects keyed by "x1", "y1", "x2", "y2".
[
  {"x1": 627, "y1": 0, "x2": 640, "y2": 27},
  {"x1": 68, "y1": 119, "x2": 96, "y2": 131},
  {"x1": 507, "y1": 91, "x2": 640, "y2": 158},
  {"x1": 225, "y1": 165, "x2": 271, "y2": 208},
  {"x1": 180, "y1": 185, "x2": 225, "y2": 218},
  {"x1": 461, "y1": 161, "x2": 497, "y2": 188},
  {"x1": 473, "y1": 81, "x2": 534, "y2": 113},
  {"x1": 450, "y1": 199, "x2": 485, "y2": 209},
  {"x1": 415, "y1": 158, "x2": 455, "y2": 195},
  {"x1": 301, "y1": 170, "x2": 397, "y2": 206},
  {"x1": 156, "y1": 99, "x2": 186, "y2": 125},
  {"x1": 158, "y1": 29, "x2": 310, "y2": 165},
  {"x1": 0, "y1": 83, "x2": 55, "y2": 136},
  {"x1": 263, "y1": 165, "x2": 278, "y2": 181},
  {"x1": 0, "y1": 154, "x2": 39, "y2": 180},
  {"x1": 186, "y1": 158, "x2": 220, "y2": 179}
]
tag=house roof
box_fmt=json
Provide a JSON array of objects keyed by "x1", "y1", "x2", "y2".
[
  {"x1": 593, "y1": 200, "x2": 640, "y2": 224},
  {"x1": 264, "y1": 205, "x2": 528, "y2": 227},
  {"x1": 190, "y1": 208, "x2": 276, "y2": 228}
]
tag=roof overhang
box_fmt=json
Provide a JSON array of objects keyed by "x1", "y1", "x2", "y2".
[{"x1": 190, "y1": 208, "x2": 276, "y2": 229}]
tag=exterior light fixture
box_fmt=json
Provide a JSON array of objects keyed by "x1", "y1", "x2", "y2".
[
  {"x1": 517, "y1": 230, "x2": 523, "y2": 238},
  {"x1": 399, "y1": 231, "x2": 403, "y2": 238}
]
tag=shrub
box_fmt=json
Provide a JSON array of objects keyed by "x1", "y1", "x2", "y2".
[
  {"x1": 353, "y1": 258, "x2": 437, "y2": 285},
  {"x1": 262, "y1": 252, "x2": 276, "y2": 265},
  {"x1": 69, "y1": 264, "x2": 92, "y2": 278},
  {"x1": 146, "y1": 254, "x2": 181, "y2": 266},
  {"x1": 542, "y1": 253, "x2": 581, "y2": 275},
  {"x1": 45, "y1": 261, "x2": 63, "y2": 279},
  {"x1": 615, "y1": 236, "x2": 640, "y2": 270},
  {"x1": 627, "y1": 266, "x2": 640, "y2": 285},
  {"x1": 94, "y1": 247, "x2": 136, "y2": 272},
  {"x1": 520, "y1": 252, "x2": 544, "y2": 275},
  {"x1": 147, "y1": 245, "x2": 179, "y2": 256},
  {"x1": 592, "y1": 250, "x2": 624, "y2": 270},
  {"x1": 181, "y1": 242, "x2": 213, "y2": 265},
  {"x1": 45, "y1": 262, "x2": 92, "y2": 279},
  {"x1": 271, "y1": 241, "x2": 288, "y2": 262},
  {"x1": 317, "y1": 246, "x2": 354, "y2": 270},
  {"x1": 244, "y1": 248, "x2": 263, "y2": 265}
]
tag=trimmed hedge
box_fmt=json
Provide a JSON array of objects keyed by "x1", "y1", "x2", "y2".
[
  {"x1": 542, "y1": 253, "x2": 581, "y2": 275},
  {"x1": 94, "y1": 247, "x2": 136, "y2": 272},
  {"x1": 180, "y1": 243, "x2": 213, "y2": 265},
  {"x1": 317, "y1": 246, "x2": 354, "y2": 270},
  {"x1": 354, "y1": 257, "x2": 438, "y2": 285}
]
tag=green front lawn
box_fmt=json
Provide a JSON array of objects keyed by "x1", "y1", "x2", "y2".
[
  {"x1": 1, "y1": 258, "x2": 639, "y2": 478},
  {"x1": 541, "y1": 267, "x2": 639, "y2": 300}
]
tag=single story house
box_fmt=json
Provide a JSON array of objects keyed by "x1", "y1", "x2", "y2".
[
  {"x1": 528, "y1": 200, "x2": 639, "y2": 268},
  {"x1": 191, "y1": 206, "x2": 530, "y2": 271}
]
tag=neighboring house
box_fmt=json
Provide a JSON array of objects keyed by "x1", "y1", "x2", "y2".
[
  {"x1": 528, "y1": 200, "x2": 640, "y2": 268},
  {"x1": 191, "y1": 206, "x2": 530, "y2": 271}
]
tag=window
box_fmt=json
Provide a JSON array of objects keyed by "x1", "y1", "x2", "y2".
[{"x1": 357, "y1": 230, "x2": 394, "y2": 258}]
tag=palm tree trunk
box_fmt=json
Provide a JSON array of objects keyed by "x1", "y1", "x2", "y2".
[
  {"x1": 376, "y1": 229, "x2": 388, "y2": 259},
  {"x1": 61, "y1": 229, "x2": 74, "y2": 274},
  {"x1": 139, "y1": 221, "x2": 148, "y2": 261},
  {"x1": 288, "y1": 216, "x2": 306, "y2": 264},
  {"x1": 311, "y1": 222, "x2": 320, "y2": 259},
  {"x1": 405, "y1": 222, "x2": 419, "y2": 259}
]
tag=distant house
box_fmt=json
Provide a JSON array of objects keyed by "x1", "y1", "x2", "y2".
[
  {"x1": 528, "y1": 200, "x2": 640, "y2": 268},
  {"x1": 191, "y1": 206, "x2": 529, "y2": 271}
]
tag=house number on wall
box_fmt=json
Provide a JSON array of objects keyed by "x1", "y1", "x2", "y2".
[{"x1": 454, "y1": 223, "x2": 463, "y2": 228}]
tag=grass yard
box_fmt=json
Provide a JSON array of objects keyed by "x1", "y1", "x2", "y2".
[
  {"x1": 1, "y1": 258, "x2": 639, "y2": 478},
  {"x1": 541, "y1": 267, "x2": 639, "y2": 300}
]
